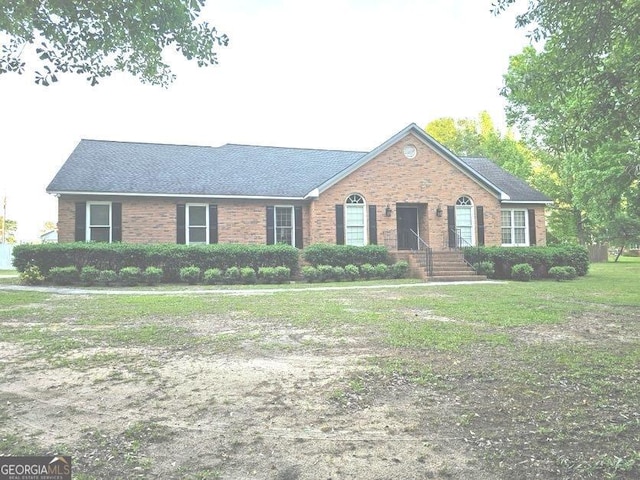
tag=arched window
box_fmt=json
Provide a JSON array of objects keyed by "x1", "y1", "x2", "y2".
[
  {"x1": 455, "y1": 196, "x2": 474, "y2": 246},
  {"x1": 345, "y1": 194, "x2": 366, "y2": 246}
]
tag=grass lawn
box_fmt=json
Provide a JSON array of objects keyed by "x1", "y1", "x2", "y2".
[{"x1": 0, "y1": 260, "x2": 638, "y2": 479}]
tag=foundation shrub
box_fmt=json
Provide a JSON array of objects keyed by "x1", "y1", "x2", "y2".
[
  {"x1": 374, "y1": 263, "x2": 389, "y2": 279},
  {"x1": 258, "y1": 266, "x2": 290, "y2": 284},
  {"x1": 142, "y1": 266, "x2": 163, "y2": 286},
  {"x1": 548, "y1": 266, "x2": 577, "y2": 281},
  {"x1": 179, "y1": 266, "x2": 201, "y2": 285},
  {"x1": 80, "y1": 266, "x2": 101, "y2": 286},
  {"x1": 19, "y1": 264, "x2": 44, "y2": 285},
  {"x1": 344, "y1": 264, "x2": 360, "y2": 281},
  {"x1": 390, "y1": 260, "x2": 409, "y2": 279},
  {"x1": 359, "y1": 263, "x2": 375, "y2": 279},
  {"x1": 303, "y1": 244, "x2": 391, "y2": 267},
  {"x1": 473, "y1": 261, "x2": 495, "y2": 278},
  {"x1": 464, "y1": 246, "x2": 589, "y2": 279},
  {"x1": 48, "y1": 266, "x2": 79, "y2": 285},
  {"x1": 301, "y1": 266, "x2": 321, "y2": 283},
  {"x1": 273, "y1": 266, "x2": 291, "y2": 283},
  {"x1": 316, "y1": 265, "x2": 334, "y2": 282},
  {"x1": 331, "y1": 266, "x2": 346, "y2": 281},
  {"x1": 203, "y1": 268, "x2": 224, "y2": 285},
  {"x1": 97, "y1": 270, "x2": 118, "y2": 286},
  {"x1": 119, "y1": 266, "x2": 142, "y2": 286},
  {"x1": 240, "y1": 267, "x2": 257, "y2": 284},
  {"x1": 511, "y1": 263, "x2": 533, "y2": 282},
  {"x1": 224, "y1": 266, "x2": 241, "y2": 284}
]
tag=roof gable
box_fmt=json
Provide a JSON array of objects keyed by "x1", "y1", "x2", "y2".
[{"x1": 314, "y1": 123, "x2": 508, "y2": 199}]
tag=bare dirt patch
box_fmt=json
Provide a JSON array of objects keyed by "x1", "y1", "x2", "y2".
[
  {"x1": 2, "y1": 296, "x2": 638, "y2": 479},
  {"x1": 0, "y1": 316, "x2": 492, "y2": 479}
]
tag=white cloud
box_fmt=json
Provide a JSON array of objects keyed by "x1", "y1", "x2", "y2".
[{"x1": 0, "y1": 0, "x2": 529, "y2": 242}]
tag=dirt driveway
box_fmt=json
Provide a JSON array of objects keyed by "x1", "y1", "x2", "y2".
[{"x1": 1, "y1": 294, "x2": 492, "y2": 480}]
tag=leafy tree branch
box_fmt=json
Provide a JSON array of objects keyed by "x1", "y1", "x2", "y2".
[{"x1": 0, "y1": 0, "x2": 229, "y2": 86}]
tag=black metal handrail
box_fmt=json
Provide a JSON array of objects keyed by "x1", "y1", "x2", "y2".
[
  {"x1": 447, "y1": 227, "x2": 479, "y2": 272},
  {"x1": 409, "y1": 229, "x2": 433, "y2": 276}
]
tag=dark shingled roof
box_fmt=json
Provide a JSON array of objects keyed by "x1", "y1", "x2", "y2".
[
  {"x1": 47, "y1": 135, "x2": 550, "y2": 203},
  {"x1": 47, "y1": 140, "x2": 368, "y2": 198},
  {"x1": 460, "y1": 157, "x2": 551, "y2": 203}
]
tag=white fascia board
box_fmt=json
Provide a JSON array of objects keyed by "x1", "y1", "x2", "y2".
[
  {"x1": 304, "y1": 188, "x2": 320, "y2": 199},
  {"x1": 47, "y1": 190, "x2": 306, "y2": 201},
  {"x1": 501, "y1": 200, "x2": 554, "y2": 205}
]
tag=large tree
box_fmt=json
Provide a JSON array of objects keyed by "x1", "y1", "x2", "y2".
[
  {"x1": 425, "y1": 111, "x2": 536, "y2": 181},
  {"x1": 0, "y1": 0, "x2": 229, "y2": 86},
  {"x1": 495, "y1": 0, "x2": 640, "y2": 243}
]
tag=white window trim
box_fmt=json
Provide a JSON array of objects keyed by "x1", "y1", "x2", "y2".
[
  {"x1": 345, "y1": 194, "x2": 367, "y2": 247},
  {"x1": 501, "y1": 209, "x2": 529, "y2": 246},
  {"x1": 273, "y1": 205, "x2": 296, "y2": 247},
  {"x1": 86, "y1": 201, "x2": 112, "y2": 243},
  {"x1": 186, "y1": 203, "x2": 209, "y2": 245}
]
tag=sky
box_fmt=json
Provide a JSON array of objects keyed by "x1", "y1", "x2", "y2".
[{"x1": 0, "y1": 0, "x2": 530, "y2": 242}]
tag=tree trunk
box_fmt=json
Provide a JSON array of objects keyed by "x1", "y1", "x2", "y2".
[
  {"x1": 614, "y1": 246, "x2": 624, "y2": 263},
  {"x1": 575, "y1": 208, "x2": 586, "y2": 245}
]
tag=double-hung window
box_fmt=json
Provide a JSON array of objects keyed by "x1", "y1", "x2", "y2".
[
  {"x1": 275, "y1": 206, "x2": 294, "y2": 246},
  {"x1": 87, "y1": 202, "x2": 112, "y2": 242},
  {"x1": 501, "y1": 209, "x2": 528, "y2": 246},
  {"x1": 186, "y1": 204, "x2": 208, "y2": 244}
]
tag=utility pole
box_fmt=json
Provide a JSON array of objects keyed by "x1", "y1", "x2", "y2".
[{"x1": 1, "y1": 195, "x2": 6, "y2": 244}]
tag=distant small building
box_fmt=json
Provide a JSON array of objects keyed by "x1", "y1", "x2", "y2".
[{"x1": 40, "y1": 229, "x2": 58, "y2": 243}]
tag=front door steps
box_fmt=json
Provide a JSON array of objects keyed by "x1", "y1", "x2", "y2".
[{"x1": 393, "y1": 250, "x2": 487, "y2": 282}]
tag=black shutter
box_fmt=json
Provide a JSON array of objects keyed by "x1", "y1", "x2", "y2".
[
  {"x1": 528, "y1": 209, "x2": 537, "y2": 246},
  {"x1": 294, "y1": 206, "x2": 303, "y2": 249},
  {"x1": 75, "y1": 202, "x2": 86, "y2": 242},
  {"x1": 112, "y1": 202, "x2": 122, "y2": 242},
  {"x1": 335, "y1": 205, "x2": 345, "y2": 245},
  {"x1": 447, "y1": 205, "x2": 456, "y2": 248},
  {"x1": 176, "y1": 204, "x2": 186, "y2": 244},
  {"x1": 368, "y1": 204, "x2": 377, "y2": 245},
  {"x1": 266, "y1": 206, "x2": 275, "y2": 245},
  {"x1": 209, "y1": 205, "x2": 218, "y2": 244},
  {"x1": 476, "y1": 205, "x2": 484, "y2": 246}
]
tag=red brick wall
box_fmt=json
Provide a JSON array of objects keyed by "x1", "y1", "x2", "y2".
[{"x1": 58, "y1": 196, "x2": 312, "y2": 246}]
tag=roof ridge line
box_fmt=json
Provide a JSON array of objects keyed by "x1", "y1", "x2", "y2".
[
  {"x1": 223, "y1": 143, "x2": 368, "y2": 154},
  {"x1": 80, "y1": 138, "x2": 216, "y2": 149}
]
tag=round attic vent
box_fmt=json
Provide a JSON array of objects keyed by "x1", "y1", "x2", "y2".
[{"x1": 403, "y1": 144, "x2": 417, "y2": 159}]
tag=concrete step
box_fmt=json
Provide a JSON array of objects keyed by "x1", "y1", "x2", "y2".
[
  {"x1": 432, "y1": 269, "x2": 477, "y2": 276},
  {"x1": 427, "y1": 275, "x2": 487, "y2": 282},
  {"x1": 392, "y1": 249, "x2": 483, "y2": 282}
]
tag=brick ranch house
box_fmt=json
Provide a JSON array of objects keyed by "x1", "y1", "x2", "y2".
[{"x1": 47, "y1": 124, "x2": 551, "y2": 278}]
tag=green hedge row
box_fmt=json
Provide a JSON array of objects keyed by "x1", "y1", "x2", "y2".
[
  {"x1": 12, "y1": 243, "x2": 300, "y2": 282},
  {"x1": 302, "y1": 244, "x2": 391, "y2": 266},
  {"x1": 463, "y1": 245, "x2": 589, "y2": 279},
  {"x1": 13, "y1": 243, "x2": 398, "y2": 282},
  {"x1": 302, "y1": 261, "x2": 409, "y2": 282}
]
